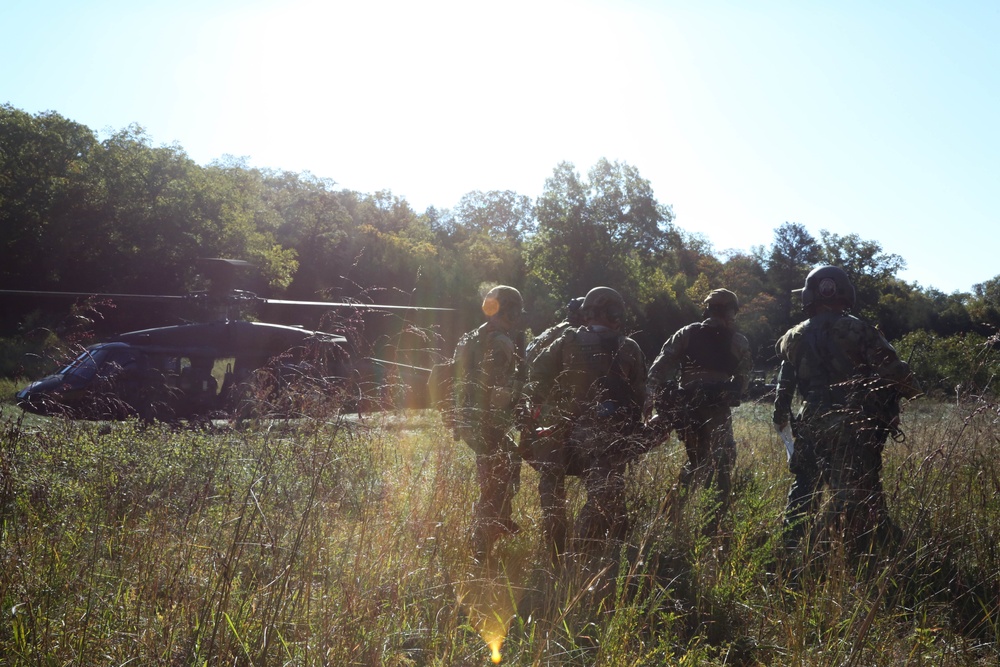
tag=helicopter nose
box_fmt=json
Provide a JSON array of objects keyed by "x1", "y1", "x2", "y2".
[
  {"x1": 16, "y1": 382, "x2": 49, "y2": 415},
  {"x1": 15, "y1": 376, "x2": 69, "y2": 416}
]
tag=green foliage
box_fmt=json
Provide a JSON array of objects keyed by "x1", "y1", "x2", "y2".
[
  {"x1": 817, "y1": 230, "x2": 907, "y2": 324},
  {"x1": 0, "y1": 298, "x2": 97, "y2": 379},
  {"x1": 2, "y1": 103, "x2": 995, "y2": 375},
  {"x1": 0, "y1": 336, "x2": 58, "y2": 382},
  {"x1": 0, "y1": 104, "x2": 101, "y2": 287},
  {"x1": 896, "y1": 330, "x2": 1000, "y2": 397},
  {"x1": 0, "y1": 107, "x2": 297, "y2": 297},
  {"x1": 528, "y1": 159, "x2": 681, "y2": 336},
  {"x1": 968, "y1": 275, "x2": 1000, "y2": 331},
  {"x1": 445, "y1": 190, "x2": 533, "y2": 293}
]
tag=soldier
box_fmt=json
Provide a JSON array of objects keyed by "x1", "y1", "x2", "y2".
[
  {"x1": 773, "y1": 266, "x2": 920, "y2": 549},
  {"x1": 452, "y1": 285, "x2": 526, "y2": 560},
  {"x1": 523, "y1": 287, "x2": 647, "y2": 563},
  {"x1": 646, "y1": 289, "x2": 752, "y2": 526},
  {"x1": 525, "y1": 296, "x2": 585, "y2": 362}
]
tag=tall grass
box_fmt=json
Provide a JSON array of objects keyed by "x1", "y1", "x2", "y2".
[{"x1": 0, "y1": 391, "x2": 997, "y2": 665}]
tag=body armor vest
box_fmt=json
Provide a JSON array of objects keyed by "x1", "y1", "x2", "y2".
[
  {"x1": 684, "y1": 323, "x2": 739, "y2": 374},
  {"x1": 795, "y1": 316, "x2": 856, "y2": 410},
  {"x1": 563, "y1": 328, "x2": 639, "y2": 424}
]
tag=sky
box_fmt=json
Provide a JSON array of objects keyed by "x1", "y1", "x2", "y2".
[{"x1": 2, "y1": 0, "x2": 997, "y2": 294}]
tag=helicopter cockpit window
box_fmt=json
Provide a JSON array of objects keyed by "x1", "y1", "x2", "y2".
[
  {"x1": 178, "y1": 356, "x2": 219, "y2": 395},
  {"x1": 101, "y1": 348, "x2": 140, "y2": 375},
  {"x1": 158, "y1": 357, "x2": 181, "y2": 375},
  {"x1": 60, "y1": 350, "x2": 101, "y2": 379},
  {"x1": 60, "y1": 346, "x2": 140, "y2": 380}
]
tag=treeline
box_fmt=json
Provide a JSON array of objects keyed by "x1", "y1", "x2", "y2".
[{"x1": 2, "y1": 104, "x2": 998, "y2": 395}]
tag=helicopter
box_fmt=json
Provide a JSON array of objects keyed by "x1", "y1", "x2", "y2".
[{"x1": 4, "y1": 259, "x2": 452, "y2": 422}]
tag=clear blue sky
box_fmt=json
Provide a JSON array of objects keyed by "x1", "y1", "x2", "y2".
[{"x1": 2, "y1": 0, "x2": 997, "y2": 294}]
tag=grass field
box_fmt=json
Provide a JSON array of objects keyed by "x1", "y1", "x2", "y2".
[{"x1": 0, "y1": 389, "x2": 998, "y2": 665}]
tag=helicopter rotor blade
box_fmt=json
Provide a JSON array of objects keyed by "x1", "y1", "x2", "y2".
[
  {"x1": 365, "y1": 357, "x2": 432, "y2": 373},
  {"x1": 0, "y1": 289, "x2": 187, "y2": 302},
  {"x1": 1, "y1": 289, "x2": 453, "y2": 311},
  {"x1": 261, "y1": 297, "x2": 453, "y2": 312}
]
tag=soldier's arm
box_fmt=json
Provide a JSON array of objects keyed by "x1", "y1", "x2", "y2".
[
  {"x1": 884, "y1": 341, "x2": 920, "y2": 396},
  {"x1": 864, "y1": 327, "x2": 922, "y2": 399},
  {"x1": 626, "y1": 339, "x2": 648, "y2": 408},
  {"x1": 647, "y1": 328, "x2": 686, "y2": 395},
  {"x1": 526, "y1": 323, "x2": 563, "y2": 361},
  {"x1": 772, "y1": 333, "x2": 798, "y2": 427},
  {"x1": 772, "y1": 360, "x2": 797, "y2": 427},
  {"x1": 526, "y1": 333, "x2": 562, "y2": 405}
]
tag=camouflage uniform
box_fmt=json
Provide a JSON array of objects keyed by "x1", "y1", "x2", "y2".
[
  {"x1": 526, "y1": 297, "x2": 584, "y2": 363},
  {"x1": 528, "y1": 320, "x2": 647, "y2": 560},
  {"x1": 527, "y1": 321, "x2": 573, "y2": 363},
  {"x1": 647, "y1": 296, "x2": 752, "y2": 520},
  {"x1": 774, "y1": 310, "x2": 919, "y2": 545},
  {"x1": 453, "y1": 288, "x2": 525, "y2": 559}
]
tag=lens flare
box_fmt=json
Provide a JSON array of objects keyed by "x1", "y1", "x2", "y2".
[
  {"x1": 490, "y1": 640, "x2": 503, "y2": 663},
  {"x1": 482, "y1": 297, "x2": 500, "y2": 317},
  {"x1": 458, "y1": 559, "x2": 524, "y2": 666}
]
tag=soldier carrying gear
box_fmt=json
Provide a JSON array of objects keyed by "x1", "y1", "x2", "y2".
[
  {"x1": 524, "y1": 286, "x2": 647, "y2": 565},
  {"x1": 452, "y1": 284, "x2": 526, "y2": 561},
  {"x1": 773, "y1": 265, "x2": 920, "y2": 551},
  {"x1": 521, "y1": 297, "x2": 584, "y2": 467},
  {"x1": 526, "y1": 296, "x2": 585, "y2": 362},
  {"x1": 646, "y1": 287, "x2": 753, "y2": 529}
]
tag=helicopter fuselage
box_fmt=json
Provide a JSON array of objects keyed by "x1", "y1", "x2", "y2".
[{"x1": 15, "y1": 320, "x2": 350, "y2": 422}]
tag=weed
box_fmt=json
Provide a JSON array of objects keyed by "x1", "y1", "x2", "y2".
[{"x1": 0, "y1": 394, "x2": 997, "y2": 664}]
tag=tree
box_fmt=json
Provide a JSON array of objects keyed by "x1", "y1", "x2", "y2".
[
  {"x1": 718, "y1": 252, "x2": 778, "y2": 361},
  {"x1": 266, "y1": 170, "x2": 350, "y2": 298},
  {"x1": 332, "y1": 190, "x2": 445, "y2": 306},
  {"x1": 451, "y1": 189, "x2": 534, "y2": 241},
  {"x1": 817, "y1": 230, "x2": 905, "y2": 321},
  {"x1": 764, "y1": 222, "x2": 822, "y2": 330},
  {"x1": 0, "y1": 104, "x2": 101, "y2": 287},
  {"x1": 445, "y1": 190, "x2": 534, "y2": 292},
  {"x1": 969, "y1": 275, "x2": 1000, "y2": 332},
  {"x1": 527, "y1": 162, "x2": 589, "y2": 299},
  {"x1": 527, "y1": 159, "x2": 677, "y2": 329}
]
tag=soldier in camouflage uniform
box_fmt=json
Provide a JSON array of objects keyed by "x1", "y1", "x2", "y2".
[
  {"x1": 524, "y1": 287, "x2": 647, "y2": 562},
  {"x1": 526, "y1": 296, "x2": 585, "y2": 362},
  {"x1": 646, "y1": 289, "x2": 752, "y2": 525},
  {"x1": 773, "y1": 266, "x2": 920, "y2": 548},
  {"x1": 453, "y1": 285, "x2": 526, "y2": 560}
]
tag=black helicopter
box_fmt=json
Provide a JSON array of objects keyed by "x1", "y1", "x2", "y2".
[{"x1": 4, "y1": 259, "x2": 450, "y2": 422}]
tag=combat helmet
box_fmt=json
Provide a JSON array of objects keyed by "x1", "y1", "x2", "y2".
[
  {"x1": 799, "y1": 265, "x2": 855, "y2": 310},
  {"x1": 581, "y1": 286, "x2": 626, "y2": 324},
  {"x1": 703, "y1": 289, "x2": 740, "y2": 316},
  {"x1": 482, "y1": 285, "x2": 523, "y2": 318}
]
